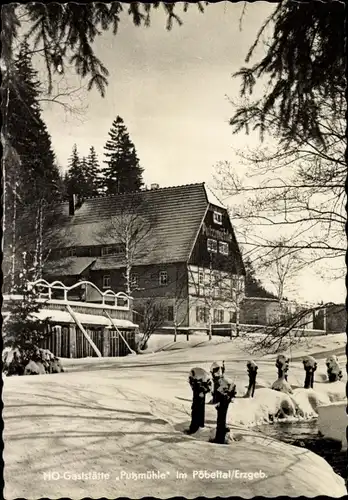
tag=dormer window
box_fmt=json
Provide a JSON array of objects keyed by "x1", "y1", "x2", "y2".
[
  {"x1": 101, "y1": 246, "x2": 112, "y2": 256},
  {"x1": 67, "y1": 247, "x2": 77, "y2": 257},
  {"x1": 159, "y1": 270, "x2": 168, "y2": 286},
  {"x1": 213, "y1": 211, "x2": 223, "y2": 225},
  {"x1": 101, "y1": 244, "x2": 124, "y2": 256}
]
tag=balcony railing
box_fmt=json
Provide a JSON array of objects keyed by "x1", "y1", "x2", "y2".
[{"x1": 22, "y1": 279, "x2": 131, "y2": 311}]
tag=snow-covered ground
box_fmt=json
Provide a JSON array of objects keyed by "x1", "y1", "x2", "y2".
[{"x1": 3, "y1": 333, "x2": 347, "y2": 498}]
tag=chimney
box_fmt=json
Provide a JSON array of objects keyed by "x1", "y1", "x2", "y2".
[
  {"x1": 69, "y1": 194, "x2": 77, "y2": 216},
  {"x1": 150, "y1": 183, "x2": 159, "y2": 190}
]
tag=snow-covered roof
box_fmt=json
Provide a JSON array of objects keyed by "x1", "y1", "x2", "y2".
[
  {"x1": 31, "y1": 309, "x2": 138, "y2": 328},
  {"x1": 204, "y1": 184, "x2": 226, "y2": 209}
]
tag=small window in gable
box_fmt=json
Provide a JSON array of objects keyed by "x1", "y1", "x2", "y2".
[
  {"x1": 219, "y1": 241, "x2": 229, "y2": 255},
  {"x1": 207, "y1": 238, "x2": 217, "y2": 253},
  {"x1": 159, "y1": 270, "x2": 168, "y2": 286},
  {"x1": 213, "y1": 211, "x2": 223, "y2": 225}
]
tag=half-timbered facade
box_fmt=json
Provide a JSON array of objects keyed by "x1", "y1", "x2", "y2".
[{"x1": 44, "y1": 183, "x2": 246, "y2": 332}]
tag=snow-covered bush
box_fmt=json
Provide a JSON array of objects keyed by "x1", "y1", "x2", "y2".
[
  {"x1": 3, "y1": 264, "x2": 64, "y2": 376},
  {"x1": 3, "y1": 346, "x2": 64, "y2": 376}
]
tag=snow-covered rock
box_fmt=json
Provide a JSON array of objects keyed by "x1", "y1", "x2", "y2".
[{"x1": 318, "y1": 401, "x2": 347, "y2": 450}]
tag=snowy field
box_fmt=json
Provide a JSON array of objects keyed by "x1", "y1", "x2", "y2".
[{"x1": 3, "y1": 333, "x2": 347, "y2": 498}]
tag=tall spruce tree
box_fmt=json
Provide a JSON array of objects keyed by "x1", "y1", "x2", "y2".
[
  {"x1": 3, "y1": 42, "x2": 62, "y2": 289},
  {"x1": 66, "y1": 144, "x2": 84, "y2": 196},
  {"x1": 102, "y1": 116, "x2": 144, "y2": 194},
  {"x1": 6, "y1": 42, "x2": 61, "y2": 204},
  {"x1": 87, "y1": 146, "x2": 101, "y2": 195},
  {"x1": 66, "y1": 145, "x2": 99, "y2": 198}
]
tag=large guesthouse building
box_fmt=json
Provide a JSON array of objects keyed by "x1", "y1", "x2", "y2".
[{"x1": 44, "y1": 183, "x2": 246, "y2": 333}]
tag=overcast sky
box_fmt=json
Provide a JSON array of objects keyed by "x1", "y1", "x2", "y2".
[{"x1": 40, "y1": 2, "x2": 344, "y2": 304}]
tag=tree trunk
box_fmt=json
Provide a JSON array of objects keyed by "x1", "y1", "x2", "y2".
[
  {"x1": 188, "y1": 390, "x2": 206, "y2": 434},
  {"x1": 208, "y1": 310, "x2": 212, "y2": 341},
  {"x1": 212, "y1": 377, "x2": 220, "y2": 404},
  {"x1": 235, "y1": 306, "x2": 240, "y2": 337},
  {"x1": 214, "y1": 401, "x2": 229, "y2": 444},
  {"x1": 32, "y1": 204, "x2": 40, "y2": 278},
  {"x1": 174, "y1": 323, "x2": 177, "y2": 342},
  {"x1": 10, "y1": 182, "x2": 17, "y2": 291},
  {"x1": 124, "y1": 230, "x2": 131, "y2": 295},
  {"x1": 37, "y1": 200, "x2": 44, "y2": 279},
  {"x1": 304, "y1": 369, "x2": 311, "y2": 389}
]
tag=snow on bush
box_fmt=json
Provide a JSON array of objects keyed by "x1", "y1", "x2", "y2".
[{"x1": 3, "y1": 346, "x2": 64, "y2": 376}]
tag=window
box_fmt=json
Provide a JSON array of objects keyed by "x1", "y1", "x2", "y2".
[
  {"x1": 219, "y1": 241, "x2": 229, "y2": 256},
  {"x1": 101, "y1": 245, "x2": 124, "y2": 256},
  {"x1": 102, "y1": 275, "x2": 111, "y2": 289},
  {"x1": 198, "y1": 269, "x2": 204, "y2": 284},
  {"x1": 67, "y1": 247, "x2": 76, "y2": 257},
  {"x1": 159, "y1": 270, "x2": 168, "y2": 286},
  {"x1": 130, "y1": 273, "x2": 138, "y2": 288},
  {"x1": 167, "y1": 305, "x2": 174, "y2": 322},
  {"x1": 207, "y1": 238, "x2": 217, "y2": 253},
  {"x1": 196, "y1": 306, "x2": 208, "y2": 323},
  {"x1": 229, "y1": 311, "x2": 236, "y2": 323},
  {"x1": 214, "y1": 309, "x2": 224, "y2": 323},
  {"x1": 232, "y1": 275, "x2": 245, "y2": 293},
  {"x1": 213, "y1": 211, "x2": 223, "y2": 225}
]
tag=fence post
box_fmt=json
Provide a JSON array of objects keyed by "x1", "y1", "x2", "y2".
[
  {"x1": 69, "y1": 324, "x2": 77, "y2": 358},
  {"x1": 103, "y1": 328, "x2": 111, "y2": 357}
]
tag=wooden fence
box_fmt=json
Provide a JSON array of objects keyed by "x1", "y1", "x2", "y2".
[
  {"x1": 211, "y1": 322, "x2": 327, "y2": 337},
  {"x1": 39, "y1": 324, "x2": 137, "y2": 358}
]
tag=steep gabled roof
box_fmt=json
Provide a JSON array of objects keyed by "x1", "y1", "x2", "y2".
[
  {"x1": 204, "y1": 184, "x2": 226, "y2": 209},
  {"x1": 49, "y1": 183, "x2": 209, "y2": 266}
]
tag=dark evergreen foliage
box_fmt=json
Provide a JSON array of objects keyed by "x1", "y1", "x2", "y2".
[
  {"x1": 3, "y1": 258, "x2": 50, "y2": 351},
  {"x1": 3, "y1": 43, "x2": 64, "y2": 289},
  {"x1": 87, "y1": 146, "x2": 101, "y2": 194},
  {"x1": 102, "y1": 116, "x2": 144, "y2": 194},
  {"x1": 244, "y1": 257, "x2": 277, "y2": 299},
  {"x1": 231, "y1": 1, "x2": 345, "y2": 145},
  {"x1": 2, "y1": 3, "x2": 207, "y2": 98},
  {"x1": 66, "y1": 144, "x2": 100, "y2": 198},
  {"x1": 6, "y1": 42, "x2": 61, "y2": 205}
]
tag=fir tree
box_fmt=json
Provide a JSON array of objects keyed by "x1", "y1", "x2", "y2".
[
  {"x1": 244, "y1": 258, "x2": 277, "y2": 299},
  {"x1": 3, "y1": 43, "x2": 63, "y2": 289},
  {"x1": 86, "y1": 146, "x2": 101, "y2": 195},
  {"x1": 2, "y1": 4, "x2": 201, "y2": 98},
  {"x1": 101, "y1": 116, "x2": 144, "y2": 194},
  {"x1": 66, "y1": 145, "x2": 100, "y2": 198},
  {"x1": 66, "y1": 144, "x2": 84, "y2": 196},
  {"x1": 7, "y1": 42, "x2": 61, "y2": 205},
  {"x1": 3, "y1": 253, "x2": 49, "y2": 353}
]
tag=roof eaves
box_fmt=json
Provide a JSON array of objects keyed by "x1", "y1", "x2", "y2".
[{"x1": 187, "y1": 196, "x2": 210, "y2": 264}]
